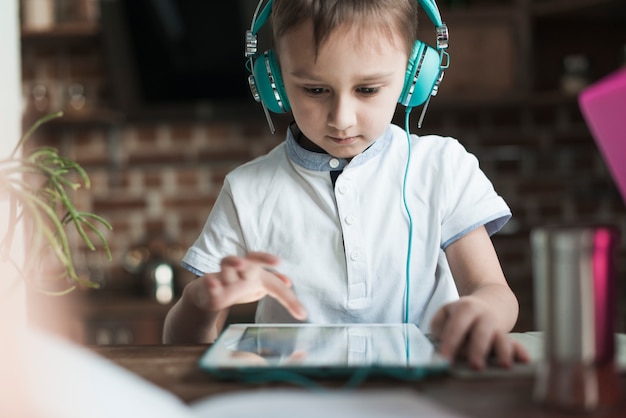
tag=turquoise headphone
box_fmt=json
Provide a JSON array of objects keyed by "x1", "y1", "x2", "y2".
[{"x1": 244, "y1": 0, "x2": 449, "y2": 126}]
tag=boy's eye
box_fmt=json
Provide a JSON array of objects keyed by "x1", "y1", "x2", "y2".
[
  {"x1": 304, "y1": 87, "x2": 326, "y2": 95},
  {"x1": 357, "y1": 87, "x2": 378, "y2": 95}
]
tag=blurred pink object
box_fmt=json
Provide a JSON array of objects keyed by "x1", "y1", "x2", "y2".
[{"x1": 579, "y1": 67, "x2": 626, "y2": 204}]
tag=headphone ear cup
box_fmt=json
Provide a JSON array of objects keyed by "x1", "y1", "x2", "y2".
[
  {"x1": 399, "y1": 40, "x2": 442, "y2": 108},
  {"x1": 251, "y1": 49, "x2": 291, "y2": 113}
]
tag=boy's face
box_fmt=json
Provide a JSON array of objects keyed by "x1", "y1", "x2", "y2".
[{"x1": 277, "y1": 22, "x2": 408, "y2": 159}]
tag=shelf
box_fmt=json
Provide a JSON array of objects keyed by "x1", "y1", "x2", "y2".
[
  {"x1": 76, "y1": 297, "x2": 174, "y2": 319},
  {"x1": 21, "y1": 22, "x2": 100, "y2": 44},
  {"x1": 23, "y1": 108, "x2": 124, "y2": 128},
  {"x1": 531, "y1": 0, "x2": 626, "y2": 18},
  {"x1": 53, "y1": 109, "x2": 124, "y2": 125},
  {"x1": 440, "y1": 5, "x2": 520, "y2": 22},
  {"x1": 435, "y1": 91, "x2": 526, "y2": 107},
  {"x1": 408, "y1": 90, "x2": 585, "y2": 112},
  {"x1": 525, "y1": 90, "x2": 582, "y2": 106}
]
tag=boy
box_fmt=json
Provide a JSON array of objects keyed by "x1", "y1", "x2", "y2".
[{"x1": 164, "y1": 0, "x2": 529, "y2": 370}]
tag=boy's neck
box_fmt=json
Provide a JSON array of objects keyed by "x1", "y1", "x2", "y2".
[
  {"x1": 290, "y1": 122, "x2": 326, "y2": 154},
  {"x1": 288, "y1": 122, "x2": 357, "y2": 162}
]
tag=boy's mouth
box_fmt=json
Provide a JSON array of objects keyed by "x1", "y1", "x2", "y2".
[{"x1": 328, "y1": 135, "x2": 358, "y2": 145}]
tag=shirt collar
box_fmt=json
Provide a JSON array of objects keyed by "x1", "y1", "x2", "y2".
[{"x1": 285, "y1": 125, "x2": 393, "y2": 172}]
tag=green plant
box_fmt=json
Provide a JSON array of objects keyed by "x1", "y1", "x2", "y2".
[{"x1": 1, "y1": 111, "x2": 112, "y2": 294}]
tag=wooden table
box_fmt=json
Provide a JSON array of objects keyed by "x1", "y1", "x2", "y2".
[{"x1": 93, "y1": 344, "x2": 626, "y2": 418}]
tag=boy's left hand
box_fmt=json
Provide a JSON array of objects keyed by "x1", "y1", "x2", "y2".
[{"x1": 430, "y1": 296, "x2": 530, "y2": 370}]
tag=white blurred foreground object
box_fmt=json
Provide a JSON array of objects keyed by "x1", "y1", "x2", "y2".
[
  {"x1": 24, "y1": 330, "x2": 194, "y2": 418},
  {"x1": 191, "y1": 389, "x2": 468, "y2": 418},
  {"x1": 11, "y1": 329, "x2": 467, "y2": 417}
]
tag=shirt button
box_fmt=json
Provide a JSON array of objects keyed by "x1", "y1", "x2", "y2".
[
  {"x1": 345, "y1": 215, "x2": 355, "y2": 225},
  {"x1": 337, "y1": 184, "x2": 348, "y2": 194},
  {"x1": 329, "y1": 158, "x2": 340, "y2": 169},
  {"x1": 350, "y1": 250, "x2": 361, "y2": 261}
]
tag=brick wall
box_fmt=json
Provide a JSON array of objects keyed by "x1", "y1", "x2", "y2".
[
  {"x1": 19, "y1": 3, "x2": 626, "y2": 334},
  {"x1": 423, "y1": 101, "x2": 626, "y2": 332},
  {"x1": 25, "y1": 99, "x2": 626, "y2": 333}
]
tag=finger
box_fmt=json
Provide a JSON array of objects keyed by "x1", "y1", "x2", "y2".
[
  {"x1": 245, "y1": 252, "x2": 281, "y2": 266},
  {"x1": 490, "y1": 334, "x2": 532, "y2": 369},
  {"x1": 437, "y1": 306, "x2": 476, "y2": 360},
  {"x1": 513, "y1": 340, "x2": 531, "y2": 364},
  {"x1": 220, "y1": 264, "x2": 243, "y2": 284},
  {"x1": 269, "y1": 270, "x2": 292, "y2": 287},
  {"x1": 466, "y1": 321, "x2": 497, "y2": 370},
  {"x1": 235, "y1": 255, "x2": 293, "y2": 287},
  {"x1": 285, "y1": 350, "x2": 308, "y2": 364},
  {"x1": 429, "y1": 305, "x2": 450, "y2": 340},
  {"x1": 230, "y1": 351, "x2": 269, "y2": 365},
  {"x1": 225, "y1": 254, "x2": 284, "y2": 282},
  {"x1": 206, "y1": 263, "x2": 262, "y2": 305},
  {"x1": 221, "y1": 255, "x2": 244, "y2": 270},
  {"x1": 262, "y1": 275, "x2": 308, "y2": 320},
  {"x1": 486, "y1": 332, "x2": 513, "y2": 369},
  {"x1": 222, "y1": 256, "x2": 268, "y2": 285}
]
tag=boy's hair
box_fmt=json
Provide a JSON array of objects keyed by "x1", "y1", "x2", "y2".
[{"x1": 271, "y1": 0, "x2": 418, "y2": 59}]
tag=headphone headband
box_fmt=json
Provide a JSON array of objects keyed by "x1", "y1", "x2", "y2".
[
  {"x1": 245, "y1": 0, "x2": 450, "y2": 132},
  {"x1": 251, "y1": 0, "x2": 272, "y2": 35},
  {"x1": 249, "y1": 0, "x2": 445, "y2": 43}
]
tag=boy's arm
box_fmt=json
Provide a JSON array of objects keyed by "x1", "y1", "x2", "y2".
[
  {"x1": 431, "y1": 225, "x2": 529, "y2": 369},
  {"x1": 162, "y1": 278, "x2": 229, "y2": 344},
  {"x1": 163, "y1": 252, "x2": 307, "y2": 344}
]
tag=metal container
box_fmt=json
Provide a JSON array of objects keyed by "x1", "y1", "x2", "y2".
[{"x1": 531, "y1": 225, "x2": 622, "y2": 412}]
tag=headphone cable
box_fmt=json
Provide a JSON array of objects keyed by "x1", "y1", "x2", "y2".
[{"x1": 402, "y1": 107, "x2": 414, "y2": 324}]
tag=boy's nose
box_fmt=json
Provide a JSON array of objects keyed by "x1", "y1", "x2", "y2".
[{"x1": 327, "y1": 95, "x2": 356, "y2": 131}]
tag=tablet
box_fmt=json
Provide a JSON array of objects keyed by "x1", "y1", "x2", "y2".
[{"x1": 198, "y1": 323, "x2": 449, "y2": 381}]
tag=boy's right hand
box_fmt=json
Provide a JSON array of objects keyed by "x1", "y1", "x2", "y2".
[{"x1": 190, "y1": 252, "x2": 308, "y2": 321}]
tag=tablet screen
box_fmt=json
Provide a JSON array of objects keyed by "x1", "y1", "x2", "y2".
[{"x1": 199, "y1": 323, "x2": 448, "y2": 380}]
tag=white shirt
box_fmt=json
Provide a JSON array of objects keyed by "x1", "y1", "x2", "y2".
[{"x1": 182, "y1": 124, "x2": 510, "y2": 332}]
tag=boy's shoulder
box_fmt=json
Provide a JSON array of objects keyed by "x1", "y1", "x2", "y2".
[
  {"x1": 225, "y1": 141, "x2": 289, "y2": 183},
  {"x1": 389, "y1": 123, "x2": 458, "y2": 144},
  {"x1": 388, "y1": 124, "x2": 465, "y2": 155}
]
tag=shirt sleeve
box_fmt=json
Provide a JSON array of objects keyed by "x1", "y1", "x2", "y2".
[
  {"x1": 439, "y1": 139, "x2": 511, "y2": 249},
  {"x1": 181, "y1": 178, "x2": 247, "y2": 275}
]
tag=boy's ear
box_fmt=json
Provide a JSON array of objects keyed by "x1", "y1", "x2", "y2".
[
  {"x1": 250, "y1": 49, "x2": 291, "y2": 114},
  {"x1": 398, "y1": 40, "x2": 442, "y2": 108}
]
